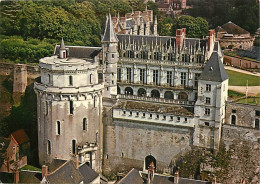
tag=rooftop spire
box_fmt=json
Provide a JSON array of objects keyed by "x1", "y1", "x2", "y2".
[
  {"x1": 102, "y1": 13, "x2": 118, "y2": 43},
  {"x1": 60, "y1": 37, "x2": 65, "y2": 50}
]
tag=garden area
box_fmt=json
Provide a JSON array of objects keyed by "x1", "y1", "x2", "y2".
[{"x1": 226, "y1": 69, "x2": 260, "y2": 86}]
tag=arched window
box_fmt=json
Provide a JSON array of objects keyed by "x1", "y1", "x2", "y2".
[
  {"x1": 69, "y1": 76, "x2": 73, "y2": 86},
  {"x1": 47, "y1": 74, "x2": 51, "y2": 84},
  {"x1": 137, "y1": 88, "x2": 146, "y2": 96},
  {"x1": 47, "y1": 140, "x2": 51, "y2": 155},
  {"x1": 178, "y1": 92, "x2": 188, "y2": 101},
  {"x1": 164, "y1": 91, "x2": 174, "y2": 99},
  {"x1": 231, "y1": 115, "x2": 236, "y2": 125},
  {"x1": 125, "y1": 87, "x2": 133, "y2": 95},
  {"x1": 255, "y1": 119, "x2": 259, "y2": 129},
  {"x1": 145, "y1": 155, "x2": 156, "y2": 170},
  {"x1": 57, "y1": 121, "x2": 60, "y2": 135},
  {"x1": 151, "y1": 89, "x2": 160, "y2": 98},
  {"x1": 83, "y1": 118, "x2": 87, "y2": 131},
  {"x1": 72, "y1": 140, "x2": 76, "y2": 155}
]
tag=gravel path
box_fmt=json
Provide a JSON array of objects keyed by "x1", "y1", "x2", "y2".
[{"x1": 229, "y1": 86, "x2": 260, "y2": 96}]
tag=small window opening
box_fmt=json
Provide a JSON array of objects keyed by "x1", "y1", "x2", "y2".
[
  {"x1": 69, "y1": 101, "x2": 74, "y2": 114},
  {"x1": 72, "y1": 140, "x2": 76, "y2": 155},
  {"x1": 69, "y1": 76, "x2": 73, "y2": 86},
  {"x1": 57, "y1": 121, "x2": 60, "y2": 135},
  {"x1": 83, "y1": 118, "x2": 87, "y2": 131},
  {"x1": 47, "y1": 140, "x2": 51, "y2": 155}
]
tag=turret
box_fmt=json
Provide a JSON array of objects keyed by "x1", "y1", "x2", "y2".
[
  {"x1": 102, "y1": 13, "x2": 119, "y2": 98},
  {"x1": 194, "y1": 46, "x2": 229, "y2": 149},
  {"x1": 59, "y1": 38, "x2": 67, "y2": 59}
]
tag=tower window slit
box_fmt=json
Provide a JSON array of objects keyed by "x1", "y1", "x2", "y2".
[{"x1": 57, "y1": 121, "x2": 60, "y2": 135}]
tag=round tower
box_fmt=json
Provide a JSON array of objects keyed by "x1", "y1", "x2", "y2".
[{"x1": 34, "y1": 49, "x2": 103, "y2": 171}]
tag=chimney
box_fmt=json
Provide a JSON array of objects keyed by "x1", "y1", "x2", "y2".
[
  {"x1": 42, "y1": 165, "x2": 48, "y2": 179},
  {"x1": 75, "y1": 155, "x2": 79, "y2": 169},
  {"x1": 212, "y1": 176, "x2": 217, "y2": 184},
  {"x1": 207, "y1": 29, "x2": 215, "y2": 51},
  {"x1": 14, "y1": 170, "x2": 19, "y2": 184},
  {"x1": 147, "y1": 162, "x2": 155, "y2": 184},
  {"x1": 174, "y1": 170, "x2": 179, "y2": 184},
  {"x1": 176, "y1": 28, "x2": 186, "y2": 51}
]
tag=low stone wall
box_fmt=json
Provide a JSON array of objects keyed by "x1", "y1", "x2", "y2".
[{"x1": 224, "y1": 55, "x2": 260, "y2": 69}]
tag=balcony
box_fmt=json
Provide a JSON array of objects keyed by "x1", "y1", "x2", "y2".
[
  {"x1": 117, "y1": 81, "x2": 194, "y2": 91},
  {"x1": 117, "y1": 94, "x2": 194, "y2": 106}
]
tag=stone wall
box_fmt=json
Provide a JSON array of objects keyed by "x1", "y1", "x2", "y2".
[
  {"x1": 222, "y1": 124, "x2": 260, "y2": 145},
  {"x1": 0, "y1": 62, "x2": 40, "y2": 104},
  {"x1": 103, "y1": 116, "x2": 193, "y2": 174},
  {"x1": 224, "y1": 55, "x2": 260, "y2": 69},
  {"x1": 221, "y1": 124, "x2": 260, "y2": 184},
  {"x1": 225, "y1": 102, "x2": 260, "y2": 128}
]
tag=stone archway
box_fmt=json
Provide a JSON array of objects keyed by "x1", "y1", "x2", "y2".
[
  {"x1": 138, "y1": 88, "x2": 146, "y2": 96},
  {"x1": 125, "y1": 87, "x2": 133, "y2": 95},
  {"x1": 151, "y1": 89, "x2": 160, "y2": 98},
  {"x1": 164, "y1": 91, "x2": 174, "y2": 99},
  {"x1": 145, "y1": 155, "x2": 156, "y2": 171}
]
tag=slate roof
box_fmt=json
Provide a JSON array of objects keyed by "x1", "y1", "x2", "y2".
[
  {"x1": 115, "y1": 100, "x2": 194, "y2": 116},
  {"x1": 19, "y1": 171, "x2": 42, "y2": 183},
  {"x1": 79, "y1": 163, "x2": 99, "y2": 183},
  {"x1": 117, "y1": 168, "x2": 212, "y2": 184},
  {"x1": 102, "y1": 13, "x2": 119, "y2": 42},
  {"x1": 11, "y1": 129, "x2": 29, "y2": 145},
  {"x1": 117, "y1": 168, "x2": 144, "y2": 184},
  {"x1": 46, "y1": 160, "x2": 84, "y2": 183},
  {"x1": 48, "y1": 158, "x2": 67, "y2": 172},
  {"x1": 234, "y1": 46, "x2": 260, "y2": 61},
  {"x1": 221, "y1": 21, "x2": 249, "y2": 35},
  {"x1": 199, "y1": 51, "x2": 229, "y2": 82},
  {"x1": 54, "y1": 45, "x2": 101, "y2": 59}
]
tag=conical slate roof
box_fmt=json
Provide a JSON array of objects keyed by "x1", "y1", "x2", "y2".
[
  {"x1": 60, "y1": 37, "x2": 66, "y2": 50},
  {"x1": 102, "y1": 13, "x2": 118, "y2": 42},
  {"x1": 199, "y1": 51, "x2": 229, "y2": 82}
]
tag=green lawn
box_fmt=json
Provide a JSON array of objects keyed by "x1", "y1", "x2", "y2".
[
  {"x1": 226, "y1": 69, "x2": 260, "y2": 86},
  {"x1": 19, "y1": 165, "x2": 41, "y2": 171},
  {"x1": 236, "y1": 97, "x2": 260, "y2": 106},
  {"x1": 228, "y1": 90, "x2": 244, "y2": 99}
]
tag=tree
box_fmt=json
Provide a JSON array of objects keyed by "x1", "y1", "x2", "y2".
[
  {"x1": 159, "y1": 16, "x2": 174, "y2": 36},
  {"x1": 147, "y1": 1, "x2": 158, "y2": 15},
  {"x1": 172, "y1": 15, "x2": 209, "y2": 38}
]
